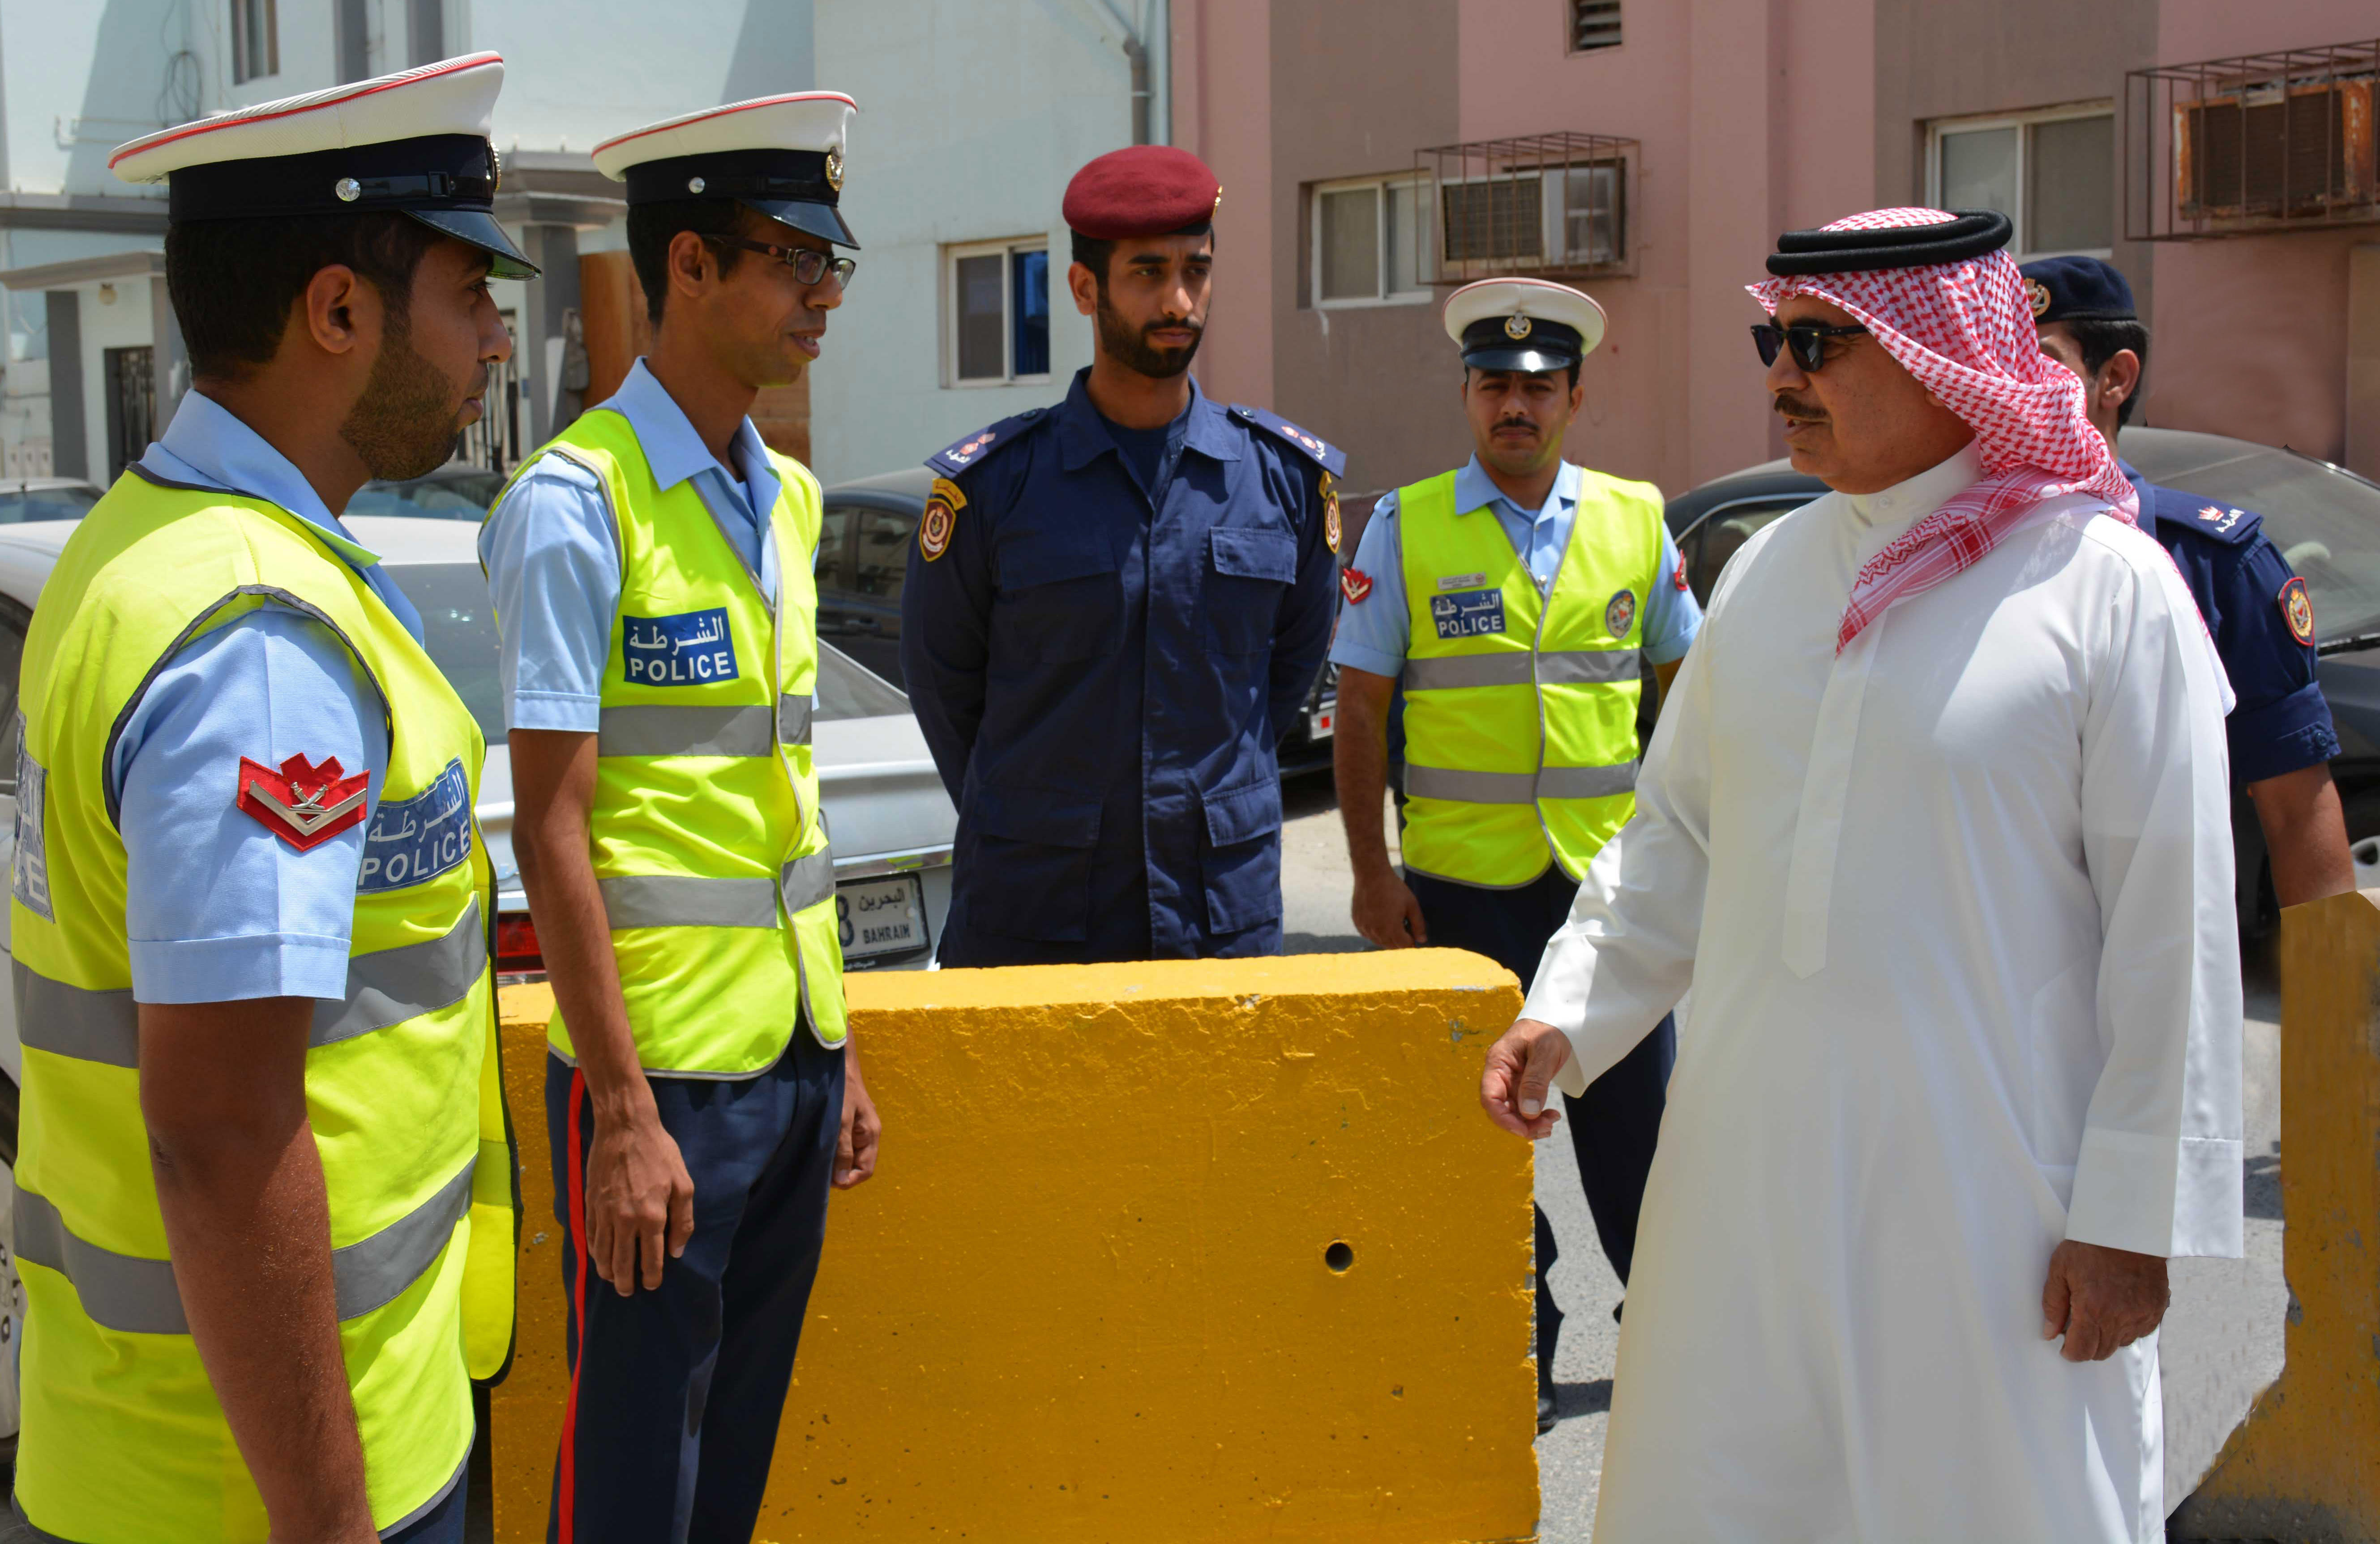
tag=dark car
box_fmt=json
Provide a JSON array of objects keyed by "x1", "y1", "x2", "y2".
[
  {"x1": 819, "y1": 467, "x2": 1340, "y2": 774},
  {"x1": 1663, "y1": 426, "x2": 2380, "y2": 933}
]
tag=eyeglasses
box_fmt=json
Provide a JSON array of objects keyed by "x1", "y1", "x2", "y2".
[
  {"x1": 1751, "y1": 321, "x2": 1868, "y2": 372},
  {"x1": 702, "y1": 234, "x2": 857, "y2": 288}
]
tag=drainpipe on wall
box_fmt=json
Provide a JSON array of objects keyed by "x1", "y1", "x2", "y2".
[{"x1": 1091, "y1": 0, "x2": 1164, "y2": 145}]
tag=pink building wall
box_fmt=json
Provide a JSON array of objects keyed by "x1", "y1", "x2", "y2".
[
  {"x1": 1172, "y1": 0, "x2": 1276, "y2": 413},
  {"x1": 2145, "y1": 0, "x2": 2379, "y2": 464}
]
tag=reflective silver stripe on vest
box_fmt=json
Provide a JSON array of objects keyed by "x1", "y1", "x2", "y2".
[
  {"x1": 600, "y1": 848, "x2": 838, "y2": 929},
  {"x1": 780, "y1": 848, "x2": 835, "y2": 913},
  {"x1": 1401, "y1": 650, "x2": 1640, "y2": 691},
  {"x1": 1404, "y1": 761, "x2": 1637, "y2": 804},
  {"x1": 1536, "y1": 650, "x2": 1642, "y2": 686},
  {"x1": 597, "y1": 696, "x2": 814, "y2": 757},
  {"x1": 1537, "y1": 762, "x2": 1639, "y2": 800},
  {"x1": 13, "y1": 964, "x2": 137, "y2": 1069},
  {"x1": 13, "y1": 1160, "x2": 473, "y2": 1336},
  {"x1": 313, "y1": 897, "x2": 486, "y2": 1048},
  {"x1": 1404, "y1": 763, "x2": 1537, "y2": 804},
  {"x1": 16, "y1": 898, "x2": 488, "y2": 1070}
]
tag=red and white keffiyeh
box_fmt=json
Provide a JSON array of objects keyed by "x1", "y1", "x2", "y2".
[{"x1": 1747, "y1": 207, "x2": 2138, "y2": 652}]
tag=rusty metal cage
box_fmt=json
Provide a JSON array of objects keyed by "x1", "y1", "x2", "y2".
[
  {"x1": 2126, "y1": 39, "x2": 2380, "y2": 240},
  {"x1": 1417, "y1": 133, "x2": 1639, "y2": 283}
]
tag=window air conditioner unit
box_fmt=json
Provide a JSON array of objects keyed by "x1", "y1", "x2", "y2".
[{"x1": 2175, "y1": 73, "x2": 2376, "y2": 219}]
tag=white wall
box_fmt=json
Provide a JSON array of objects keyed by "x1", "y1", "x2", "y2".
[
  {"x1": 75, "y1": 274, "x2": 160, "y2": 480},
  {"x1": 476, "y1": 0, "x2": 813, "y2": 155},
  {"x1": 810, "y1": 0, "x2": 1140, "y2": 482}
]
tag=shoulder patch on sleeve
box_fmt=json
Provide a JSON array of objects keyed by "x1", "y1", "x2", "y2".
[
  {"x1": 919, "y1": 477, "x2": 965, "y2": 562},
  {"x1": 237, "y1": 753, "x2": 372, "y2": 851},
  {"x1": 1229, "y1": 403, "x2": 1348, "y2": 477},
  {"x1": 926, "y1": 407, "x2": 1051, "y2": 478},
  {"x1": 2281, "y1": 574, "x2": 2316, "y2": 646}
]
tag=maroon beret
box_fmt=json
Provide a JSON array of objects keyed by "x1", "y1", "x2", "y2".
[{"x1": 1062, "y1": 145, "x2": 1221, "y2": 240}]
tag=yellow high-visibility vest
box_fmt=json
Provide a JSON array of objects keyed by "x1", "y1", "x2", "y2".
[
  {"x1": 1395, "y1": 466, "x2": 1666, "y2": 888},
  {"x1": 10, "y1": 468, "x2": 512, "y2": 1541},
  {"x1": 509, "y1": 408, "x2": 846, "y2": 1074}
]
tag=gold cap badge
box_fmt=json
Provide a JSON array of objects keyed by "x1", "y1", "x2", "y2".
[
  {"x1": 2025, "y1": 278, "x2": 2051, "y2": 319},
  {"x1": 1505, "y1": 314, "x2": 1533, "y2": 340},
  {"x1": 825, "y1": 145, "x2": 845, "y2": 194}
]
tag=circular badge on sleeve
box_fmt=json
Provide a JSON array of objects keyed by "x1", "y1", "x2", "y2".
[
  {"x1": 1605, "y1": 587, "x2": 1637, "y2": 640},
  {"x1": 919, "y1": 477, "x2": 967, "y2": 562},
  {"x1": 1321, "y1": 470, "x2": 1342, "y2": 553},
  {"x1": 2281, "y1": 575, "x2": 2316, "y2": 646}
]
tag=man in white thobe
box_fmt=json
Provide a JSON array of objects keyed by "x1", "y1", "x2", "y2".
[{"x1": 1479, "y1": 207, "x2": 2243, "y2": 1543}]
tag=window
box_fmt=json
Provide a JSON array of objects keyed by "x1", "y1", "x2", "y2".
[
  {"x1": 947, "y1": 240, "x2": 1050, "y2": 386},
  {"x1": 815, "y1": 500, "x2": 914, "y2": 688},
  {"x1": 231, "y1": 0, "x2": 278, "y2": 83},
  {"x1": 1571, "y1": 0, "x2": 1621, "y2": 52},
  {"x1": 1312, "y1": 175, "x2": 1434, "y2": 306},
  {"x1": 1928, "y1": 107, "x2": 2114, "y2": 258}
]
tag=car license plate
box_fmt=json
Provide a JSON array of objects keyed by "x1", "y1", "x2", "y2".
[
  {"x1": 1309, "y1": 702, "x2": 1336, "y2": 741},
  {"x1": 837, "y1": 873, "x2": 928, "y2": 962}
]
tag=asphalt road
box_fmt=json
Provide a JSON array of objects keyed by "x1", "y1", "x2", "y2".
[{"x1": 1276, "y1": 769, "x2": 2289, "y2": 1542}]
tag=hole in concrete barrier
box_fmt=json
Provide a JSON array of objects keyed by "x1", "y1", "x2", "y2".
[{"x1": 1325, "y1": 1240, "x2": 1356, "y2": 1273}]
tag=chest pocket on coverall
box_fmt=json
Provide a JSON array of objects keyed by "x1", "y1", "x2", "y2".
[
  {"x1": 1205, "y1": 527, "x2": 1297, "y2": 655},
  {"x1": 996, "y1": 539, "x2": 1122, "y2": 663}
]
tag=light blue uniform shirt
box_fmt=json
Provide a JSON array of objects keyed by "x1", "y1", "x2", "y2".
[
  {"x1": 1328, "y1": 456, "x2": 1701, "y2": 677},
  {"x1": 112, "y1": 391, "x2": 416, "y2": 1004},
  {"x1": 479, "y1": 359, "x2": 782, "y2": 733}
]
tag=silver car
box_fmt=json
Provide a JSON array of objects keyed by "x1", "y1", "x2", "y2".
[{"x1": 0, "y1": 513, "x2": 956, "y2": 1457}]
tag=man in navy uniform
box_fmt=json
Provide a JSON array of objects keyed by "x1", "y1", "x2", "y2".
[
  {"x1": 2022, "y1": 256, "x2": 2354, "y2": 907},
  {"x1": 901, "y1": 145, "x2": 1339, "y2": 965}
]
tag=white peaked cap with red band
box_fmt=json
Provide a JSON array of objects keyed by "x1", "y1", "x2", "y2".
[
  {"x1": 591, "y1": 92, "x2": 860, "y2": 249},
  {"x1": 107, "y1": 52, "x2": 535, "y2": 278},
  {"x1": 1443, "y1": 276, "x2": 1607, "y2": 372}
]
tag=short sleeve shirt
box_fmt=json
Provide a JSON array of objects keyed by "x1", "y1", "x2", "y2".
[{"x1": 1329, "y1": 457, "x2": 1701, "y2": 678}]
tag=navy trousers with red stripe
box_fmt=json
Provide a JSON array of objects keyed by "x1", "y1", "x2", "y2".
[{"x1": 546, "y1": 1031, "x2": 844, "y2": 1544}]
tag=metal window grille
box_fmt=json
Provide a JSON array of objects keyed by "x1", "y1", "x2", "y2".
[
  {"x1": 103, "y1": 347, "x2": 154, "y2": 483},
  {"x1": 231, "y1": 0, "x2": 278, "y2": 84},
  {"x1": 1421, "y1": 133, "x2": 1637, "y2": 280},
  {"x1": 455, "y1": 352, "x2": 522, "y2": 475},
  {"x1": 1571, "y1": 0, "x2": 1622, "y2": 52},
  {"x1": 2125, "y1": 38, "x2": 2380, "y2": 240}
]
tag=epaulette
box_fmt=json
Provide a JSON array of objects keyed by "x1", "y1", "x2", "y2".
[
  {"x1": 1229, "y1": 403, "x2": 1348, "y2": 478},
  {"x1": 925, "y1": 407, "x2": 1051, "y2": 479},
  {"x1": 2152, "y1": 483, "x2": 2262, "y2": 547}
]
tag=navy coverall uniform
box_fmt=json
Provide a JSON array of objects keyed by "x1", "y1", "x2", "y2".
[{"x1": 900, "y1": 370, "x2": 1340, "y2": 965}]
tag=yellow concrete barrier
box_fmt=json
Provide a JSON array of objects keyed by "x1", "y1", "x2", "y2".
[
  {"x1": 2170, "y1": 890, "x2": 2380, "y2": 1541},
  {"x1": 490, "y1": 951, "x2": 1538, "y2": 1543}
]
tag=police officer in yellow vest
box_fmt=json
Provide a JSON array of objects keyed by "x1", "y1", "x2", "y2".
[
  {"x1": 9, "y1": 57, "x2": 527, "y2": 1544},
  {"x1": 479, "y1": 93, "x2": 877, "y2": 1544},
  {"x1": 1331, "y1": 278, "x2": 1700, "y2": 1434}
]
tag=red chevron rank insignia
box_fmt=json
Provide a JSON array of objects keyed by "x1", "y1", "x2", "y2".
[
  {"x1": 237, "y1": 753, "x2": 371, "y2": 851},
  {"x1": 1340, "y1": 567, "x2": 1373, "y2": 605}
]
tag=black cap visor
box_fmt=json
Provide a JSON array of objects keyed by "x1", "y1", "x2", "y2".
[
  {"x1": 1462, "y1": 345, "x2": 1580, "y2": 373},
  {"x1": 738, "y1": 197, "x2": 860, "y2": 251},
  {"x1": 407, "y1": 207, "x2": 539, "y2": 280}
]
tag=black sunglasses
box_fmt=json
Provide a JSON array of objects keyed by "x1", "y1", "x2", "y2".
[
  {"x1": 1751, "y1": 321, "x2": 1868, "y2": 372},
  {"x1": 702, "y1": 234, "x2": 857, "y2": 288}
]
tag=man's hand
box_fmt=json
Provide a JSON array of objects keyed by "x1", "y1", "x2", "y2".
[
  {"x1": 1479, "y1": 1018, "x2": 1574, "y2": 1139},
  {"x1": 2041, "y1": 1239, "x2": 2169, "y2": 1362},
  {"x1": 835, "y1": 1041, "x2": 881, "y2": 1189},
  {"x1": 584, "y1": 1097, "x2": 695, "y2": 1296},
  {"x1": 1351, "y1": 864, "x2": 1428, "y2": 949}
]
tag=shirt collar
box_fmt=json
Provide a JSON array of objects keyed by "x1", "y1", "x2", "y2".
[
  {"x1": 1842, "y1": 440, "x2": 1984, "y2": 532},
  {"x1": 604, "y1": 358, "x2": 775, "y2": 497},
  {"x1": 140, "y1": 390, "x2": 382, "y2": 571},
  {"x1": 1054, "y1": 369, "x2": 1239, "y2": 473},
  {"x1": 1452, "y1": 456, "x2": 1580, "y2": 524}
]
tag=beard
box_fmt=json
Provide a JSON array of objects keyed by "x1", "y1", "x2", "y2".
[
  {"x1": 1095, "y1": 295, "x2": 1203, "y2": 380},
  {"x1": 338, "y1": 319, "x2": 477, "y2": 481}
]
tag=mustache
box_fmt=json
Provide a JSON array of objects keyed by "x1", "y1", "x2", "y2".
[
  {"x1": 1143, "y1": 316, "x2": 1203, "y2": 342},
  {"x1": 1772, "y1": 392, "x2": 1828, "y2": 422},
  {"x1": 1493, "y1": 417, "x2": 1539, "y2": 434}
]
